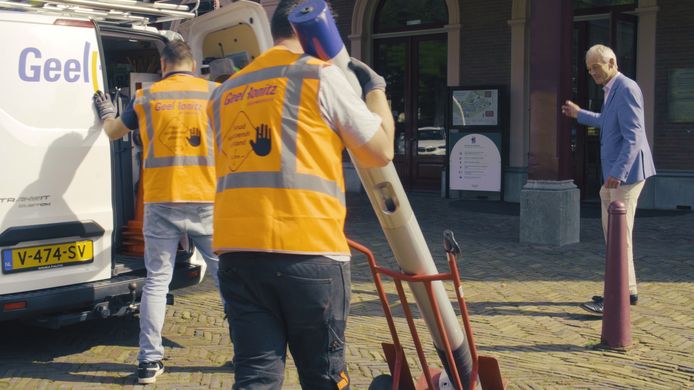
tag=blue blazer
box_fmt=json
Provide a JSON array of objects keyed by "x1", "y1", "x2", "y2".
[{"x1": 577, "y1": 73, "x2": 656, "y2": 185}]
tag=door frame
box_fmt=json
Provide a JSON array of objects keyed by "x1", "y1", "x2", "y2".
[
  {"x1": 349, "y1": 0, "x2": 461, "y2": 191},
  {"x1": 572, "y1": 6, "x2": 638, "y2": 199},
  {"x1": 373, "y1": 33, "x2": 448, "y2": 191}
]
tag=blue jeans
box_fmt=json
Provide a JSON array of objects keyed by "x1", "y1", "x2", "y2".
[
  {"x1": 138, "y1": 203, "x2": 220, "y2": 363},
  {"x1": 219, "y1": 253, "x2": 351, "y2": 390}
]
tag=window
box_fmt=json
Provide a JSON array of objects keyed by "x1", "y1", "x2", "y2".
[
  {"x1": 375, "y1": 0, "x2": 448, "y2": 33},
  {"x1": 574, "y1": 0, "x2": 636, "y2": 10}
]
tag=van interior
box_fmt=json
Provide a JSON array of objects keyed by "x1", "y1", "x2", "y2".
[
  {"x1": 198, "y1": 23, "x2": 259, "y2": 75},
  {"x1": 98, "y1": 23, "x2": 259, "y2": 271},
  {"x1": 99, "y1": 31, "x2": 167, "y2": 273}
]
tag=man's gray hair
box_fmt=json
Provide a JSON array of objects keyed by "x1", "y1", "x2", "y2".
[{"x1": 586, "y1": 44, "x2": 617, "y2": 65}]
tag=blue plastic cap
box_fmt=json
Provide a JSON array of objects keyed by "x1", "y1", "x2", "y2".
[{"x1": 288, "y1": 0, "x2": 344, "y2": 60}]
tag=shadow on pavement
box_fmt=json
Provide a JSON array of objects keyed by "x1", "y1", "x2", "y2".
[
  {"x1": 477, "y1": 343, "x2": 598, "y2": 353},
  {"x1": 448, "y1": 200, "x2": 520, "y2": 216},
  {"x1": 346, "y1": 190, "x2": 694, "y2": 284},
  {"x1": 350, "y1": 291, "x2": 602, "y2": 322},
  {"x1": 0, "y1": 360, "x2": 232, "y2": 385},
  {"x1": 447, "y1": 197, "x2": 689, "y2": 219},
  {"x1": 0, "y1": 315, "x2": 182, "y2": 361}
]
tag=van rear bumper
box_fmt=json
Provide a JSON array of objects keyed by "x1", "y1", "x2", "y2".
[{"x1": 0, "y1": 262, "x2": 201, "y2": 323}]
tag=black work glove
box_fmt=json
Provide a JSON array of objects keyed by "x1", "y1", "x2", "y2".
[
  {"x1": 348, "y1": 57, "x2": 386, "y2": 98},
  {"x1": 93, "y1": 90, "x2": 116, "y2": 120}
]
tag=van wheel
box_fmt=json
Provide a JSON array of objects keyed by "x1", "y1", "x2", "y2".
[{"x1": 368, "y1": 374, "x2": 393, "y2": 390}]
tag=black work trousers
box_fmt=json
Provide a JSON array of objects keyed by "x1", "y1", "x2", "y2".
[{"x1": 219, "y1": 252, "x2": 351, "y2": 390}]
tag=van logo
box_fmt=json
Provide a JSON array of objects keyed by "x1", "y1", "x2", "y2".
[{"x1": 18, "y1": 41, "x2": 95, "y2": 84}]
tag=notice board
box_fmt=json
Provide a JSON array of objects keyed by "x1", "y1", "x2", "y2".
[
  {"x1": 449, "y1": 132, "x2": 502, "y2": 191},
  {"x1": 446, "y1": 86, "x2": 507, "y2": 197}
]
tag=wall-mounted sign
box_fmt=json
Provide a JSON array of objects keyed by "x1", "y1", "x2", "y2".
[
  {"x1": 451, "y1": 89, "x2": 499, "y2": 126},
  {"x1": 668, "y1": 68, "x2": 694, "y2": 123},
  {"x1": 449, "y1": 133, "x2": 501, "y2": 191}
]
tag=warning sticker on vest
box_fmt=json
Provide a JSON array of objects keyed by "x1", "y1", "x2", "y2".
[
  {"x1": 222, "y1": 110, "x2": 272, "y2": 172},
  {"x1": 157, "y1": 112, "x2": 204, "y2": 156}
]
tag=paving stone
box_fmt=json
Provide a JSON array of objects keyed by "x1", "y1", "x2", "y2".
[{"x1": 1, "y1": 192, "x2": 693, "y2": 389}]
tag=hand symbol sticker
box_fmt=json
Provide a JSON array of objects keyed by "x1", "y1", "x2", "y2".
[
  {"x1": 250, "y1": 124, "x2": 272, "y2": 157},
  {"x1": 187, "y1": 127, "x2": 201, "y2": 147}
]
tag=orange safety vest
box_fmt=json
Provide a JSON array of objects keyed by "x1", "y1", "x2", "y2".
[
  {"x1": 209, "y1": 47, "x2": 349, "y2": 255},
  {"x1": 133, "y1": 73, "x2": 219, "y2": 203}
]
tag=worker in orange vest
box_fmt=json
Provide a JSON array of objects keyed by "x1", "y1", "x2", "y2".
[
  {"x1": 207, "y1": 1, "x2": 395, "y2": 388},
  {"x1": 93, "y1": 40, "x2": 221, "y2": 385}
]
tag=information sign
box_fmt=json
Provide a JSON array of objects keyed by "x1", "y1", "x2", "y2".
[{"x1": 449, "y1": 133, "x2": 501, "y2": 191}]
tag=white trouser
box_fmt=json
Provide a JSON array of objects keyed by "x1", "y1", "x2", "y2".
[
  {"x1": 138, "y1": 202, "x2": 220, "y2": 363},
  {"x1": 599, "y1": 180, "x2": 645, "y2": 295}
]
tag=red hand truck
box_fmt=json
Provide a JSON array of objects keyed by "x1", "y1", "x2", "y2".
[{"x1": 349, "y1": 230, "x2": 506, "y2": 390}]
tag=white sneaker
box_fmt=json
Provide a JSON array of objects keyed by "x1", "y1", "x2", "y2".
[{"x1": 137, "y1": 361, "x2": 164, "y2": 384}]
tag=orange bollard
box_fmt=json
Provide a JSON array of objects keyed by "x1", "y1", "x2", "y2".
[{"x1": 599, "y1": 200, "x2": 632, "y2": 350}]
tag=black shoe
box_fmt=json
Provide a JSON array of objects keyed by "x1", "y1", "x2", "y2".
[
  {"x1": 591, "y1": 294, "x2": 638, "y2": 305},
  {"x1": 138, "y1": 361, "x2": 164, "y2": 384},
  {"x1": 580, "y1": 301, "x2": 603, "y2": 315}
]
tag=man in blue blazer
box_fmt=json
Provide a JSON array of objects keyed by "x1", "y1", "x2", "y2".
[{"x1": 562, "y1": 44, "x2": 656, "y2": 315}]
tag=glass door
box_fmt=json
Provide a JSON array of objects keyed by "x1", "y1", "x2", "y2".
[
  {"x1": 572, "y1": 10, "x2": 637, "y2": 200},
  {"x1": 573, "y1": 17, "x2": 609, "y2": 200},
  {"x1": 374, "y1": 38, "x2": 410, "y2": 185},
  {"x1": 414, "y1": 37, "x2": 448, "y2": 190},
  {"x1": 374, "y1": 34, "x2": 447, "y2": 191}
]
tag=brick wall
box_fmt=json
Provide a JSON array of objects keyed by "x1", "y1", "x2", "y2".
[
  {"x1": 259, "y1": 0, "x2": 692, "y2": 176},
  {"x1": 655, "y1": 0, "x2": 694, "y2": 171},
  {"x1": 329, "y1": 0, "x2": 513, "y2": 85},
  {"x1": 329, "y1": 1, "x2": 355, "y2": 52},
  {"x1": 459, "y1": 0, "x2": 512, "y2": 86}
]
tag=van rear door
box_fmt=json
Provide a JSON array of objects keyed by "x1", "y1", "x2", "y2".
[
  {"x1": 0, "y1": 13, "x2": 112, "y2": 295},
  {"x1": 177, "y1": 0, "x2": 273, "y2": 77}
]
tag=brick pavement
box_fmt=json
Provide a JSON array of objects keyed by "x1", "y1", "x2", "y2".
[{"x1": 0, "y1": 191, "x2": 692, "y2": 389}]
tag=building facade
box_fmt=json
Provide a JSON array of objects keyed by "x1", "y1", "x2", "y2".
[{"x1": 258, "y1": 0, "x2": 693, "y2": 210}]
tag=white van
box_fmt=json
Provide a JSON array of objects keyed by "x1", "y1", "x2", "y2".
[{"x1": 0, "y1": 0, "x2": 272, "y2": 328}]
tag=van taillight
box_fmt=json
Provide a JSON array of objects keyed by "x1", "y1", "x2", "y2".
[
  {"x1": 54, "y1": 19, "x2": 95, "y2": 28},
  {"x1": 3, "y1": 301, "x2": 27, "y2": 311}
]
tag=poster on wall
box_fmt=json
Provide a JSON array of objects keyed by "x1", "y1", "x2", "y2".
[
  {"x1": 451, "y1": 89, "x2": 499, "y2": 126},
  {"x1": 668, "y1": 68, "x2": 694, "y2": 123},
  {"x1": 449, "y1": 133, "x2": 501, "y2": 191}
]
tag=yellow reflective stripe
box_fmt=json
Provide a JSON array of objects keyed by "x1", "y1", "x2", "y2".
[
  {"x1": 144, "y1": 155, "x2": 213, "y2": 168},
  {"x1": 139, "y1": 90, "x2": 211, "y2": 100},
  {"x1": 141, "y1": 88, "x2": 156, "y2": 161},
  {"x1": 206, "y1": 81, "x2": 218, "y2": 159},
  {"x1": 217, "y1": 61, "x2": 320, "y2": 93},
  {"x1": 217, "y1": 171, "x2": 346, "y2": 206},
  {"x1": 280, "y1": 56, "x2": 314, "y2": 173}
]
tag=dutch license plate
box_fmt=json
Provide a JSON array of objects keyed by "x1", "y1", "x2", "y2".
[{"x1": 2, "y1": 240, "x2": 93, "y2": 274}]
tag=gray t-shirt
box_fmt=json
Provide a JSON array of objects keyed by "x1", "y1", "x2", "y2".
[
  {"x1": 318, "y1": 64, "x2": 383, "y2": 261},
  {"x1": 318, "y1": 64, "x2": 382, "y2": 148}
]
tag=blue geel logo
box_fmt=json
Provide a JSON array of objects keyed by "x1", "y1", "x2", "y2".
[{"x1": 18, "y1": 41, "x2": 100, "y2": 91}]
